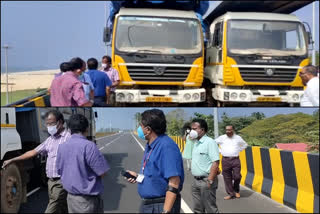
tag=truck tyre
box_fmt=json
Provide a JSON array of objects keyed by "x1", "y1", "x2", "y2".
[{"x1": 1, "y1": 163, "x2": 23, "y2": 213}]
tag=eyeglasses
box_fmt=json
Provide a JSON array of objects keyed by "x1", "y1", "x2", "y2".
[
  {"x1": 46, "y1": 122, "x2": 57, "y2": 126},
  {"x1": 299, "y1": 72, "x2": 307, "y2": 76}
]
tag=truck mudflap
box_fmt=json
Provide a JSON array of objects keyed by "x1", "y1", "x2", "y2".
[
  {"x1": 5, "y1": 90, "x2": 50, "y2": 107},
  {"x1": 116, "y1": 88, "x2": 206, "y2": 103},
  {"x1": 212, "y1": 86, "x2": 304, "y2": 104}
]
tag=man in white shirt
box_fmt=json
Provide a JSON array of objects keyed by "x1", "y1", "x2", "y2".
[
  {"x1": 299, "y1": 65, "x2": 319, "y2": 107},
  {"x1": 215, "y1": 125, "x2": 247, "y2": 200}
]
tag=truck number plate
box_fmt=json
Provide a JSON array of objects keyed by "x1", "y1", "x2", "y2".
[
  {"x1": 146, "y1": 97, "x2": 172, "y2": 102},
  {"x1": 257, "y1": 97, "x2": 282, "y2": 102}
]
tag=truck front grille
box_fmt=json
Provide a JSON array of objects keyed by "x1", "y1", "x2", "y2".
[
  {"x1": 239, "y1": 67, "x2": 298, "y2": 83},
  {"x1": 126, "y1": 65, "x2": 190, "y2": 82}
]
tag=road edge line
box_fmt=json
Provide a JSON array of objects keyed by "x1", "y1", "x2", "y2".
[{"x1": 27, "y1": 187, "x2": 41, "y2": 197}]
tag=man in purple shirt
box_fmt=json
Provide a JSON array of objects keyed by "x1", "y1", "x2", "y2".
[
  {"x1": 2, "y1": 110, "x2": 71, "y2": 213},
  {"x1": 50, "y1": 57, "x2": 93, "y2": 107},
  {"x1": 57, "y1": 114, "x2": 110, "y2": 213},
  {"x1": 100, "y1": 55, "x2": 120, "y2": 106}
]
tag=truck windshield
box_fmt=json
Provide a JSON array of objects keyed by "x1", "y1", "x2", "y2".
[
  {"x1": 227, "y1": 20, "x2": 307, "y2": 56},
  {"x1": 115, "y1": 16, "x2": 202, "y2": 55}
]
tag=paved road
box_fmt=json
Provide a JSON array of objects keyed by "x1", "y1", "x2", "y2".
[{"x1": 19, "y1": 132, "x2": 297, "y2": 213}]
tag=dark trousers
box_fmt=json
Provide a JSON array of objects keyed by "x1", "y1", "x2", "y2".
[
  {"x1": 45, "y1": 178, "x2": 68, "y2": 213},
  {"x1": 93, "y1": 96, "x2": 109, "y2": 107},
  {"x1": 222, "y1": 156, "x2": 242, "y2": 197},
  {"x1": 192, "y1": 177, "x2": 219, "y2": 213},
  {"x1": 139, "y1": 195, "x2": 181, "y2": 213}
]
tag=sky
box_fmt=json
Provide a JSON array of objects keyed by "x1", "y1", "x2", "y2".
[
  {"x1": 94, "y1": 107, "x2": 317, "y2": 131},
  {"x1": 1, "y1": 1, "x2": 319, "y2": 73}
]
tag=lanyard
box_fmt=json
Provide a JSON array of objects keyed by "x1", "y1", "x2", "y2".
[{"x1": 142, "y1": 141, "x2": 159, "y2": 174}]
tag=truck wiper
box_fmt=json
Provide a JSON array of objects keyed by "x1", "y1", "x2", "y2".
[{"x1": 126, "y1": 49, "x2": 162, "y2": 56}]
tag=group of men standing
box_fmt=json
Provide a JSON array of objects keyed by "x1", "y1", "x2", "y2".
[
  {"x1": 2, "y1": 108, "x2": 249, "y2": 213},
  {"x1": 49, "y1": 56, "x2": 120, "y2": 107}
]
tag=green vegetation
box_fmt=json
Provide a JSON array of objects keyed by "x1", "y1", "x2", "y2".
[
  {"x1": 308, "y1": 51, "x2": 319, "y2": 66},
  {"x1": 133, "y1": 109, "x2": 319, "y2": 153},
  {"x1": 240, "y1": 110, "x2": 319, "y2": 152},
  {"x1": 1, "y1": 88, "x2": 46, "y2": 106}
]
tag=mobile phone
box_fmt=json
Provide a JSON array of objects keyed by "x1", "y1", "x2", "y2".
[{"x1": 121, "y1": 170, "x2": 137, "y2": 180}]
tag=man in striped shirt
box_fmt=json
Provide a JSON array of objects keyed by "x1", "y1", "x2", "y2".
[{"x1": 2, "y1": 110, "x2": 71, "y2": 213}]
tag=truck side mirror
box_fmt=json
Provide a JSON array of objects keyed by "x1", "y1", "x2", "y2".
[
  {"x1": 307, "y1": 32, "x2": 313, "y2": 45},
  {"x1": 103, "y1": 27, "x2": 111, "y2": 43}
]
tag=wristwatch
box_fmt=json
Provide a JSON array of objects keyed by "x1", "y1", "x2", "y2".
[{"x1": 162, "y1": 209, "x2": 169, "y2": 213}]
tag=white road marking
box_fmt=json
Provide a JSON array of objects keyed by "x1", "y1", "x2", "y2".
[
  {"x1": 131, "y1": 132, "x2": 145, "y2": 151},
  {"x1": 104, "y1": 136, "x2": 122, "y2": 150},
  {"x1": 26, "y1": 187, "x2": 41, "y2": 197},
  {"x1": 130, "y1": 132, "x2": 193, "y2": 213}
]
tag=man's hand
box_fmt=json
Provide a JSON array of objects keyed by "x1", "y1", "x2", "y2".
[
  {"x1": 207, "y1": 179, "x2": 213, "y2": 188},
  {"x1": 124, "y1": 170, "x2": 137, "y2": 184},
  {"x1": 2, "y1": 159, "x2": 14, "y2": 169}
]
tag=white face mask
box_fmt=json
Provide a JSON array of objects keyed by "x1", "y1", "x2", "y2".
[
  {"x1": 101, "y1": 63, "x2": 107, "y2": 68},
  {"x1": 189, "y1": 130, "x2": 198, "y2": 140},
  {"x1": 47, "y1": 125, "x2": 58, "y2": 136}
]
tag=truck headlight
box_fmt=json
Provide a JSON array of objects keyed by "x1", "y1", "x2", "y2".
[
  {"x1": 117, "y1": 93, "x2": 125, "y2": 101},
  {"x1": 127, "y1": 93, "x2": 134, "y2": 101},
  {"x1": 192, "y1": 93, "x2": 200, "y2": 100},
  {"x1": 184, "y1": 93, "x2": 191, "y2": 101},
  {"x1": 231, "y1": 92, "x2": 238, "y2": 100},
  {"x1": 240, "y1": 93, "x2": 247, "y2": 100},
  {"x1": 292, "y1": 94, "x2": 299, "y2": 101}
]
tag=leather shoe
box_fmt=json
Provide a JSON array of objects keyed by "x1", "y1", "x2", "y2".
[
  {"x1": 224, "y1": 195, "x2": 234, "y2": 200},
  {"x1": 235, "y1": 193, "x2": 240, "y2": 198}
]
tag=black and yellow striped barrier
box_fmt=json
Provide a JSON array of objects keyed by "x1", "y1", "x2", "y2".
[
  {"x1": 239, "y1": 147, "x2": 319, "y2": 213},
  {"x1": 170, "y1": 136, "x2": 186, "y2": 153},
  {"x1": 6, "y1": 90, "x2": 50, "y2": 107}
]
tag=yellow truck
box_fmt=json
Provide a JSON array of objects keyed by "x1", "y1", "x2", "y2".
[
  {"x1": 106, "y1": 8, "x2": 206, "y2": 105},
  {"x1": 204, "y1": 12, "x2": 312, "y2": 106}
]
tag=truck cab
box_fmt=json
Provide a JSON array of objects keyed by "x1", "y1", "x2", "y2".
[
  {"x1": 111, "y1": 8, "x2": 206, "y2": 105},
  {"x1": 205, "y1": 12, "x2": 311, "y2": 106}
]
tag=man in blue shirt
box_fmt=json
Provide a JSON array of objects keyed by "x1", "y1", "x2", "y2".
[
  {"x1": 56, "y1": 114, "x2": 110, "y2": 213},
  {"x1": 191, "y1": 118, "x2": 220, "y2": 213},
  {"x1": 125, "y1": 109, "x2": 184, "y2": 213},
  {"x1": 86, "y1": 58, "x2": 112, "y2": 107}
]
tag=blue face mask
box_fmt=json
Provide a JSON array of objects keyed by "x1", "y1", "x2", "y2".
[{"x1": 137, "y1": 126, "x2": 146, "y2": 140}]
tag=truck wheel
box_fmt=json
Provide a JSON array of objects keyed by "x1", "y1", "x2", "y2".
[{"x1": 1, "y1": 163, "x2": 23, "y2": 213}]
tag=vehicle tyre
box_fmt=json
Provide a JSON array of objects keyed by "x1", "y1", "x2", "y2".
[{"x1": 0, "y1": 163, "x2": 23, "y2": 213}]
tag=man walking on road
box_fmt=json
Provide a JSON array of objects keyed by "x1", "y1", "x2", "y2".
[
  {"x1": 2, "y1": 110, "x2": 71, "y2": 213},
  {"x1": 190, "y1": 119, "x2": 220, "y2": 213},
  {"x1": 125, "y1": 109, "x2": 184, "y2": 213},
  {"x1": 56, "y1": 114, "x2": 110, "y2": 213},
  {"x1": 216, "y1": 125, "x2": 247, "y2": 200},
  {"x1": 299, "y1": 65, "x2": 319, "y2": 107}
]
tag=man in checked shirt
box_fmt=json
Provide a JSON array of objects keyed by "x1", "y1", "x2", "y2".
[{"x1": 2, "y1": 110, "x2": 71, "y2": 213}]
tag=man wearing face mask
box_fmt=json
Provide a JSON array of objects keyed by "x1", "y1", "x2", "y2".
[
  {"x1": 215, "y1": 125, "x2": 247, "y2": 200},
  {"x1": 125, "y1": 109, "x2": 184, "y2": 214},
  {"x1": 190, "y1": 119, "x2": 220, "y2": 213},
  {"x1": 182, "y1": 123, "x2": 193, "y2": 171},
  {"x1": 56, "y1": 114, "x2": 110, "y2": 213},
  {"x1": 100, "y1": 55, "x2": 120, "y2": 106},
  {"x1": 2, "y1": 110, "x2": 71, "y2": 213},
  {"x1": 50, "y1": 57, "x2": 93, "y2": 107}
]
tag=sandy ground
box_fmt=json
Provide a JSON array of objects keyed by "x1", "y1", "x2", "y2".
[{"x1": 0, "y1": 69, "x2": 59, "y2": 92}]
